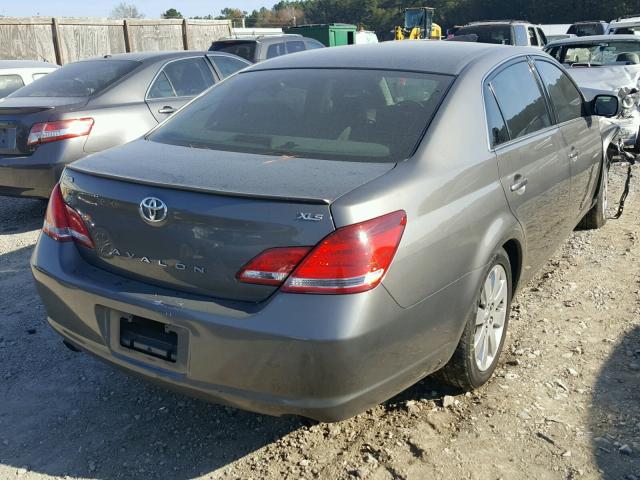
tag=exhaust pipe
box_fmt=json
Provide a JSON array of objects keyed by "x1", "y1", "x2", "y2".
[{"x1": 63, "y1": 340, "x2": 81, "y2": 353}]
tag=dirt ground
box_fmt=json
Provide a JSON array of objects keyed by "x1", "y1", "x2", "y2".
[{"x1": 0, "y1": 163, "x2": 638, "y2": 480}]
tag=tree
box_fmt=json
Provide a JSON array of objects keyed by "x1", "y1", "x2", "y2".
[
  {"x1": 216, "y1": 8, "x2": 247, "y2": 20},
  {"x1": 161, "y1": 8, "x2": 183, "y2": 19},
  {"x1": 110, "y1": 2, "x2": 144, "y2": 19}
]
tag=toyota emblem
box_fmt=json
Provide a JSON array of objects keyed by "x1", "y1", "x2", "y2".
[{"x1": 139, "y1": 197, "x2": 168, "y2": 225}]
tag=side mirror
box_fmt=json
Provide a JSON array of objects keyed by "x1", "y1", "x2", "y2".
[{"x1": 592, "y1": 95, "x2": 619, "y2": 118}]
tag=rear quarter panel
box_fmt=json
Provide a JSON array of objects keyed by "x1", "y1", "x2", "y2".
[
  {"x1": 332, "y1": 59, "x2": 525, "y2": 309},
  {"x1": 80, "y1": 103, "x2": 157, "y2": 153}
]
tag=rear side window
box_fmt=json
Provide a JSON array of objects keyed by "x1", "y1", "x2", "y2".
[
  {"x1": 148, "y1": 72, "x2": 175, "y2": 99},
  {"x1": 287, "y1": 40, "x2": 306, "y2": 54},
  {"x1": 484, "y1": 85, "x2": 509, "y2": 147},
  {"x1": 149, "y1": 68, "x2": 453, "y2": 163},
  {"x1": 154, "y1": 58, "x2": 214, "y2": 98},
  {"x1": 32, "y1": 72, "x2": 49, "y2": 81},
  {"x1": 209, "y1": 55, "x2": 250, "y2": 79},
  {"x1": 535, "y1": 61, "x2": 583, "y2": 123},
  {"x1": 306, "y1": 39, "x2": 325, "y2": 49},
  {"x1": 0, "y1": 74, "x2": 25, "y2": 97},
  {"x1": 10, "y1": 60, "x2": 138, "y2": 98},
  {"x1": 490, "y1": 61, "x2": 552, "y2": 140},
  {"x1": 210, "y1": 42, "x2": 256, "y2": 62},
  {"x1": 266, "y1": 43, "x2": 286, "y2": 59}
]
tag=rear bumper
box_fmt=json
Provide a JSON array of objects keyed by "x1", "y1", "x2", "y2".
[
  {"x1": 31, "y1": 234, "x2": 479, "y2": 421},
  {"x1": 0, "y1": 156, "x2": 62, "y2": 198},
  {"x1": 0, "y1": 138, "x2": 87, "y2": 199}
]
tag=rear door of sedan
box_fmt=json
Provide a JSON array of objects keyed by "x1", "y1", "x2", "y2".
[
  {"x1": 532, "y1": 58, "x2": 602, "y2": 223},
  {"x1": 485, "y1": 58, "x2": 574, "y2": 270},
  {"x1": 145, "y1": 56, "x2": 216, "y2": 122}
]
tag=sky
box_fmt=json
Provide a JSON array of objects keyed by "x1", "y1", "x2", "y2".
[{"x1": 0, "y1": 0, "x2": 270, "y2": 18}]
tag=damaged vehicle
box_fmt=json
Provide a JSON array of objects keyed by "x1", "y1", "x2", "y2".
[
  {"x1": 32, "y1": 42, "x2": 619, "y2": 421},
  {"x1": 545, "y1": 35, "x2": 640, "y2": 151}
]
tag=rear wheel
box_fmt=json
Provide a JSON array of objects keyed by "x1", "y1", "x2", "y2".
[
  {"x1": 439, "y1": 248, "x2": 512, "y2": 391},
  {"x1": 578, "y1": 160, "x2": 608, "y2": 230}
]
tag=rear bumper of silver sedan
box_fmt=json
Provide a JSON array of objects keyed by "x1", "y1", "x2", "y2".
[{"x1": 31, "y1": 235, "x2": 479, "y2": 421}]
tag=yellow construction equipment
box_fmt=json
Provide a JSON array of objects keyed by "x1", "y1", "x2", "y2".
[{"x1": 394, "y1": 7, "x2": 440, "y2": 40}]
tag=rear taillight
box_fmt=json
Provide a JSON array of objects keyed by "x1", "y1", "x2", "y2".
[
  {"x1": 28, "y1": 118, "x2": 94, "y2": 146},
  {"x1": 43, "y1": 184, "x2": 94, "y2": 249},
  {"x1": 237, "y1": 247, "x2": 312, "y2": 286},
  {"x1": 237, "y1": 210, "x2": 406, "y2": 294}
]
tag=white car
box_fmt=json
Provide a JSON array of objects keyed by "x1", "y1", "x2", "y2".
[
  {"x1": 545, "y1": 34, "x2": 640, "y2": 150},
  {"x1": 606, "y1": 15, "x2": 640, "y2": 34},
  {"x1": 0, "y1": 60, "x2": 59, "y2": 99}
]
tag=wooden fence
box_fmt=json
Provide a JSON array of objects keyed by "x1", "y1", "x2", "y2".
[{"x1": 0, "y1": 17, "x2": 233, "y2": 65}]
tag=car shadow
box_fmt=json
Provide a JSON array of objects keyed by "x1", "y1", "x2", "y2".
[
  {"x1": 0, "y1": 197, "x2": 46, "y2": 235},
  {"x1": 589, "y1": 325, "x2": 640, "y2": 478}
]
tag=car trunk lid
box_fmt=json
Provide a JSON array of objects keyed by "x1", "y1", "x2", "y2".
[
  {"x1": 0, "y1": 96, "x2": 87, "y2": 155},
  {"x1": 63, "y1": 141, "x2": 394, "y2": 302}
]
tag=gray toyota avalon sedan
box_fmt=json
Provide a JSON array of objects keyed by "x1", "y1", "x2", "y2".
[{"x1": 31, "y1": 41, "x2": 618, "y2": 421}]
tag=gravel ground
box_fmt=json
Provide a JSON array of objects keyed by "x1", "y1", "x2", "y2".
[{"x1": 0, "y1": 163, "x2": 638, "y2": 480}]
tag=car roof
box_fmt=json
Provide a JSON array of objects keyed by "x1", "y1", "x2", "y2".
[
  {"x1": 214, "y1": 34, "x2": 303, "y2": 43},
  {"x1": 546, "y1": 34, "x2": 640, "y2": 47},
  {"x1": 248, "y1": 41, "x2": 541, "y2": 76},
  {"x1": 465, "y1": 20, "x2": 532, "y2": 26},
  {"x1": 0, "y1": 60, "x2": 58, "y2": 69},
  {"x1": 79, "y1": 51, "x2": 210, "y2": 63}
]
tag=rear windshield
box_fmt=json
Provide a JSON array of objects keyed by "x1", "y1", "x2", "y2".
[
  {"x1": 456, "y1": 25, "x2": 512, "y2": 45},
  {"x1": 568, "y1": 23, "x2": 605, "y2": 36},
  {"x1": 551, "y1": 41, "x2": 640, "y2": 65},
  {"x1": 148, "y1": 68, "x2": 453, "y2": 163},
  {"x1": 209, "y1": 42, "x2": 256, "y2": 62},
  {"x1": 9, "y1": 60, "x2": 139, "y2": 98}
]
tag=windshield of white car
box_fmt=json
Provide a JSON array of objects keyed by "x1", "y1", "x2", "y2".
[
  {"x1": 148, "y1": 68, "x2": 453, "y2": 163},
  {"x1": 549, "y1": 41, "x2": 640, "y2": 66}
]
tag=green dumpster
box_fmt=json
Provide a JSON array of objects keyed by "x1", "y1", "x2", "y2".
[{"x1": 283, "y1": 23, "x2": 357, "y2": 47}]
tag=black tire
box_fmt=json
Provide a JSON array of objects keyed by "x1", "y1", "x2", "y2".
[
  {"x1": 578, "y1": 160, "x2": 608, "y2": 230},
  {"x1": 438, "y1": 248, "x2": 512, "y2": 391}
]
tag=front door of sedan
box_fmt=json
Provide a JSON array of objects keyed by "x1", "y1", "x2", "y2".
[
  {"x1": 533, "y1": 59, "x2": 603, "y2": 223},
  {"x1": 486, "y1": 60, "x2": 574, "y2": 271},
  {"x1": 145, "y1": 56, "x2": 216, "y2": 123}
]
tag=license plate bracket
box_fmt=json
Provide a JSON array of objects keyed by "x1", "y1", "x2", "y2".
[
  {"x1": 119, "y1": 315, "x2": 178, "y2": 363},
  {"x1": 0, "y1": 125, "x2": 17, "y2": 151}
]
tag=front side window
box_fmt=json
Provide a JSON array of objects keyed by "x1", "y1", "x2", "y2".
[
  {"x1": 535, "y1": 61, "x2": 583, "y2": 123},
  {"x1": 0, "y1": 74, "x2": 25, "y2": 97},
  {"x1": 528, "y1": 27, "x2": 539, "y2": 46},
  {"x1": 9, "y1": 60, "x2": 139, "y2": 98},
  {"x1": 149, "y1": 69, "x2": 453, "y2": 163},
  {"x1": 490, "y1": 61, "x2": 552, "y2": 140}
]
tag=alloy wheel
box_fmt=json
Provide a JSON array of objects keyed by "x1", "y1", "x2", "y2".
[{"x1": 474, "y1": 264, "x2": 508, "y2": 372}]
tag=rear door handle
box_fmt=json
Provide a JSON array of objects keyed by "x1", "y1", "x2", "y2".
[
  {"x1": 510, "y1": 175, "x2": 529, "y2": 193},
  {"x1": 158, "y1": 106, "x2": 176, "y2": 114}
]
